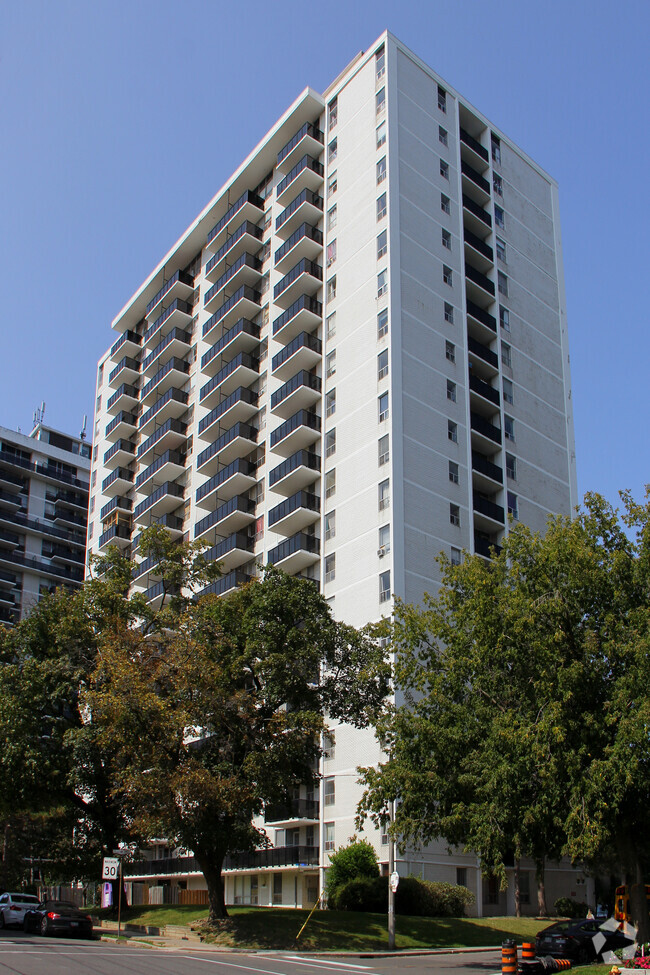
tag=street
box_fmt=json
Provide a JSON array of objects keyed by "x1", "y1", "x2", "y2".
[{"x1": 0, "y1": 931, "x2": 502, "y2": 975}]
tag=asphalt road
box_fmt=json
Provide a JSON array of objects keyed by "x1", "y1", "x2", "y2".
[{"x1": 0, "y1": 930, "x2": 502, "y2": 975}]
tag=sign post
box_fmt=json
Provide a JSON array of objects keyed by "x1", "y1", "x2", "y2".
[
  {"x1": 102, "y1": 855, "x2": 124, "y2": 938},
  {"x1": 388, "y1": 800, "x2": 398, "y2": 950}
]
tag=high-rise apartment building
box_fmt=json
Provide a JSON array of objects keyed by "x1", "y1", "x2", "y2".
[
  {"x1": 90, "y1": 32, "x2": 580, "y2": 914},
  {"x1": 0, "y1": 420, "x2": 90, "y2": 624}
]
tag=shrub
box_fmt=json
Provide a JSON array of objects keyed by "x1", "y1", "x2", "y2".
[
  {"x1": 331, "y1": 873, "x2": 475, "y2": 916},
  {"x1": 326, "y1": 840, "x2": 379, "y2": 905},
  {"x1": 334, "y1": 876, "x2": 386, "y2": 912},
  {"x1": 554, "y1": 896, "x2": 590, "y2": 918}
]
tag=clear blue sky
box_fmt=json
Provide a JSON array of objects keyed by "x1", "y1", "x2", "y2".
[{"x1": 1, "y1": 0, "x2": 648, "y2": 511}]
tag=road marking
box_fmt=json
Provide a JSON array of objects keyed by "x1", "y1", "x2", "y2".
[
  {"x1": 157, "y1": 955, "x2": 378, "y2": 975},
  {"x1": 280, "y1": 957, "x2": 373, "y2": 970}
]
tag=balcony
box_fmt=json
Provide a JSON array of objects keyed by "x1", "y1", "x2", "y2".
[
  {"x1": 110, "y1": 329, "x2": 141, "y2": 359},
  {"x1": 277, "y1": 120, "x2": 324, "y2": 170},
  {"x1": 137, "y1": 417, "x2": 187, "y2": 463},
  {"x1": 461, "y1": 158, "x2": 491, "y2": 200},
  {"x1": 470, "y1": 411, "x2": 502, "y2": 448},
  {"x1": 205, "y1": 221, "x2": 264, "y2": 282},
  {"x1": 204, "y1": 253, "x2": 262, "y2": 312},
  {"x1": 133, "y1": 481, "x2": 184, "y2": 522},
  {"x1": 106, "y1": 382, "x2": 139, "y2": 414},
  {"x1": 101, "y1": 466, "x2": 134, "y2": 496},
  {"x1": 204, "y1": 531, "x2": 254, "y2": 571},
  {"x1": 206, "y1": 190, "x2": 264, "y2": 250},
  {"x1": 103, "y1": 438, "x2": 135, "y2": 466},
  {"x1": 197, "y1": 387, "x2": 258, "y2": 440},
  {"x1": 276, "y1": 154, "x2": 324, "y2": 206},
  {"x1": 0, "y1": 489, "x2": 22, "y2": 510},
  {"x1": 273, "y1": 295, "x2": 322, "y2": 344},
  {"x1": 100, "y1": 495, "x2": 132, "y2": 521},
  {"x1": 196, "y1": 457, "x2": 257, "y2": 510},
  {"x1": 472, "y1": 451, "x2": 503, "y2": 489},
  {"x1": 272, "y1": 331, "x2": 322, "y2": 382},
  {"x1": 274, "y1": 223, "x2": 323, "y2": 274},
  {"x1": 131, "y1": 513, "x2": 183, "y2": 551},
  {"x1": 268, "y1": 490, "x2": 320, "y2": 536},
  {"x1": 138, "y1": 388, "x2": 188, "y2": 436},
  {"x1": 135, "y1": 449, "x2": 185, "y2": 491},
  {"x1": 464, "y1": 227, "x2": 494, "y2": 268},
  {"x1": 474, "y1": 531, "x2": 502, "y2": 560},
  {"x1": 469, "y1": 373, "x2": 500, "y2": 409},
  {"x1": 264, "y1": 798, "x2": 320, "y2": 824},
  {"x1": 474, "y1": 493, "x2": 505, "y2": 528},
  {"x1": 0, "y1": 550, "x2": 83, "y2": 585},
  {"x1": 462, "y1": 193, "x2": 492, "y2": 233},
  {"x1": 98, "y1": 523, "x2": 131, "y2": 552},
  {"x1": 271, "y1": 370, "x2": 321, "y2": 419},
  {"x1": 108, "y1": 356, "x2": 139, "y2": 388},
  {"x1": 268, "y1": 531, "x2": 319, "y2": 574},
  {"x1": 199, "y1": 352, "x2": 259, "y2": 408},
  {"x1": 145, "y1": 269, "x2": 194, "y2": 318},
  {"x1": 201, "y1": 319, "x2": 260, "y2": 374},
  {"x1": 194, "y1": 494, "x2": 255, "y2": 540},
  {"x1": 276, "y1": 188, "x2": 323, "y2": 238},
  {"x1": 143, "y1": 298, "x2": 193, "y2": 346},
  {"x1": 140, "y1": 357, "x2": 189, "y2": 404},
  {"x1": 105, "y1": 410, "x2": 138, "y2": 441},
  {"x1": 274, "y1": 258, "x2": 322, "y2": 309},
  {"x1": 465, "y1": 262, "x2": 495, "y2": 299},
  {"x1": 195, "y1": 421, "x2": 257, "y2": 474},
  {"x1": 202, "y1": 285, "x2": 262, "y2": 339},
  {"x1": 468, "y1": 336, "x2": 499, "y2": 374},
  {"x1": 141, "y1": 327, "x2": 191, "y2": 375},
  {"x1": 270, "y1": 410, "x2": 320, "y2": 457},
  {"x1": 3, "y1": 510, "x2": 85, "y2": 548},
  {"x1": 459, "y1": 127, "x2": 489, "y2": 165},
  {"x1": 198, "y1": 569, "x2": 252, "y2": 599},
  {"x1": 467, "y1": 299, "x2": 497, "y2": 337}
]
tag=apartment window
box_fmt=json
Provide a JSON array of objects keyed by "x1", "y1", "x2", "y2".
[
  {"x1": 503, "y1": 378, "x2": 514, "y2": 404},
  {"x1": 519, "y1": 872, "x2": 531, "y2": 906},
  {"x1": 486, "y1": 875, "x2": 500, "y2": 905},
  {"x1": 378, "y1": 478, "x2": 390, "y2": 510},
  {"x1": 443, "y1": 265, "x2": 453, "y2": 286},
  {"x1": 442, "y1": 228, "x2": 452, "y2": 251},
  {"x1": 449, "y1": 460, "x2": 459, "y2": 484},
  {"x1": 450, "y1": 503, "x2": 460, "y2": 527},
  {"x1": 496, "y1": 237, "x2": 507, "y2": 263},
  {"x1": 377, "y1": 156, "x2": 387, "y2": 184},
  {"x1": 326, "y1": 240, "x2": 337, "y2": 268},
  {"x1": 377, "y1": 229, "x2": 388, "y2": 259},
  {"x1": 377, "y1": 308, "x2": 389, "y2": 337},
  {"x1": 506, "y1": 453, "x2": 517, "y2": 480},
  {"x1": 258, "y1": 405, "x2": 266, "y2": 430},
  {"x1": 378, "y1": 391, "x2": 389, "y2": 422},
  {"x1": 325, "y1": 168, "x2": 337, "y2": 198},
  {"x1": 327, "y1": 311, "x2": 336, "y2": 338},
  {"x1": 439, "y1": 125, "x2": 448, "y2": 146},
  {"x1": 327, "y1": 275, "x2": 337, "y2": 301},
  {"x1": 325, "y1": 428, "x2": 336, "y2": 459},
  {"x1": 328, "y1": 137, "x2": 338, "y2": 163},
  {"x1": 329, "y1": 97, "x2": 338, "y2": 130},
  {"x1": 327, "y1": 206, "x2": 338, "y2": 233},
  {"x1": 441, "y1": 193, "x2": 450, "y2": 215},
  {"x1": 377, "y1": 192, "x2": 387, "y2": 220},
  {"x1": 450, "y1": 546, "x2": 461, "y2": 566},
  {"x1": 437, "y1": 85, "x2": 447, "y2": 112},
  {"x1": 325, "y1": 822, "x2": 335, "y2": 852},
  {"x1": 375, "y1": 45, "x2": 386, "y2": 77},
  {"x1": 323, "y1": 734, "x2": 335, "y2": 761},
  {"x1": 444, "y1": 301, "x2": 454, "y2": 324},
  {"x1": 502, "y1": 342, "x2": 511, "y2": 368},
  {"x1": 326, "y1": 350, "x2": 336, "y2": 377},
  {"x1": 324, "y1": 777, "x2": 335, "y2": 806},
  {"x1": 445, "y1": 340, "x2": 455, "y2": 362},
  {"x1": 325, "y1": 553, "x2": 336, "y2": 583},
  {"x1": 504, "y1": 415, "x2": 515, "y2": 441},
  {"x1": 377, "y1": 269, "x2": 388, "y2": 297},
  {"x1": 378, "y1": 523, "x2": 391, "y2": 556},
  {"x1": 325, "y1": 469, "x2": 336, "y2": 499},
  {"x1": 378, "y1": 349, "x2": 389, "y2": 380},
  {"x1": 495, "y1": 204, "x2": 505, "y2": 229},
  {"x1": 448, "y1": 420, "x2": 458, "y2": 443},
  {"x1": 378, "y1": 434, "x2": 389, "y2": 466},
  {"x1": 325, "y1": 511, "x2": 336, "y2": 541},
  {"x1": 457, "y1": 867, "x2": 468, "y2": 887},
  {"x1": 376, "y1": 87, "x2": 386, "y2": 116},
  {"x1": 500, "y1": 306, "x2": 510, "y2": 331},
  {"x1": 507, "y1": 491, "x2": 519, "y2": 519},
  {"x1": 447, "y1": 379, "x2": 457, "y2": 402},
  {"x1": 376, "y1": 120, "x2": 386, "y2": 147},
  {"x1": 491, "y1": 134, "x2": 501, "y2": 164},
  {"x1": 273, "y1": 873, "x2": 283, "y2": 905},
  {"x1": 92, "y1": 444, "x2": 98, "y2": 461},
  {"x1": 440, "y1": 159, "x2": 449, "y2": 180},
  {"x1": 379, "y1": 570, "x2": 391, "y2": 603},
  {"x1": 91, "y1": 470, "x2": 97, "y2": 488},
  {"x1": 498, "y1": 271, "x2": 508, "y2": 296},
  {"x1": 326, "y1": 389, "x2": 336, "y2": 416},
  {"x1": 493, "y1": 173, "x2": 503, "y2": 196}
]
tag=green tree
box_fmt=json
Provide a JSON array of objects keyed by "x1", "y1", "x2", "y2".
[
  {"x1": 87, "y1": 566, "x2": 389, "y2": 923},
  {"x1": 359, "y1": 492, "x2": 650, "y2": 931},
  {"x1": 325, "y1": 839, "x2": 379, "y2": 906}
]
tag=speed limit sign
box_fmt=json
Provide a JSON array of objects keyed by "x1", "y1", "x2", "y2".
[{"x1": 102, "y1": 857, "x2": 119, "y2": 880}]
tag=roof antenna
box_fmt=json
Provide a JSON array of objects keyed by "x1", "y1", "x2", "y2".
[{"x1": 80, "y1": 414, "x2": 87, "y2": 440}]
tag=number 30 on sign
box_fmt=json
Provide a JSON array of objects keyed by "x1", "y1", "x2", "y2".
[{"x1": 102, "y1": 857, "x2": 119, "y2": 880}]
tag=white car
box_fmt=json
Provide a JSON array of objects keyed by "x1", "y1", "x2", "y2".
[{"x1": 0, "y1": 892, "x2": 41, "y2": 929}]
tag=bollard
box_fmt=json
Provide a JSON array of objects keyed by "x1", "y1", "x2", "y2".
[
  {"x1": 502, "y1": 940, "x2": 518, "y2": 975},
  {"x1": 522, "y1": 943, "x2": 536, "y2": 961}
]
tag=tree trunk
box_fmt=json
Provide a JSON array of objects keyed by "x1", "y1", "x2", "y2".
[
  {"x1": 629, "y1": 860, "x2": 650, "y2": 945},
  {"x1": 536, "y1": 859, "x2": 547, "y2": 916},
  {"x1": 196, "y1": 853, "x2": 228, "y2": 922},
  {"x1": 514, "y1": 859, "x2": 521, "y2": 918}
]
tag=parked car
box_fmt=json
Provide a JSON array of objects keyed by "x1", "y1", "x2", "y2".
[
  {"x1": 23, "y1": 900, "x2": 93, "y2": 938},
  {"x1": 535, "y1": 918, "x2": 634, "y2": 964},
  {"x1": 0, "y1": 893, "x2": 41, "y2": 929}
]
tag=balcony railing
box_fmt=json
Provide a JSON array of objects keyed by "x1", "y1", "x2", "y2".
[
  {"x1": 99, "y1": 523, "x2": 131, "y2": 548},
  {"x1": 474, "y1": 533, "x2": 502, "y2": 559},
  {"x1": 461, "y1": 159, "x2": 491, "y2": 195},
  {"x1": 474, "y1": 495, "x2": 505, "y2": 524},
  {"x1": 468, "y1": 336, "x2": 498, "y2": 369},
  {"x1": 204, "y1": 531, "x2": 253, "y2": 564},
  {"x1": 133, "y1": 481, "x2": 184, "y2": 520},
  {"x1": 464, "y1": 228, "x2": 494, "y2": 262},
  {"x1": 102, "y1": 467, "x2": 133, "y2": 492},
  {"x1": 199, "y1": 352, "x2": 258, "y2": 405},
  {"x1": 196, "y1": 457, "x2": 257, "y2": 504},
  {"x1": 264, "y1": 799, "x2": 320, "y2": 822},
  {"x1": 139, "y1": 388, "x2": 188, "y2": 430},
  {"x1": 0, "y1": 452, "x2": 89, "y2": 491},
  {"x1": 196, "y1": 422, "x2": 257, "y2": 470},
  {"x1": 204, "y1": 252, "x2": 262, "y2": 307},
  {"x1": 110, "y1": 329, "x2": 142, "y2": 358},
  {"x1": 269, "y1": 449, "x2": 320, "y2": 488},
  {"x1": 472, "y1": 451, "x2": 503, "y2": 484},
  {"x1": 278, "y1": 120, "x2": 323, "y2": 165},
  {"x1": 107, "y1": 383, "x2": 139, "y2": 412},
  {"x1": 197, "y1": 387, "x2": 258, "y2": 436},
  {"x1": 2, "y1": 510, "x2": 86, "y2": 548},
  {"x1": 108, "y1": 356, "x2": 139, "y2": 386},
  {"x1": 140, "y1": 357, "x2": 189, "y2": 401},
  {"x1": 268, "y1": 532, "x2": 319, "y2": 565},
  {"x1": 106, "y1": 410, "x2": 138, "y2": 438},
  {"x1": 470, "y1": 412, "x2": 502, "y2": 445},
  {"x1": 137, "y1": 418, "x2": 186, "y2": 459},
  {"x1": 460, "y1": 127, "x2": 489, "y2": 162},
  {"x1": 100, "y1": 496, "x2": 132, "y2": 521},
  {"x1": 276, "y1": 154, "x2": 324, "y2": 197},
  {"x1": 201, "y1": 319, "x2": 260, "y2": 371},
  {"x1": 199, "y1": 569, "x2": 252, "y2": 598},
  {"x1": 272, "y1": 295, "x2": 322, "y2": 338},
  {"x1": 206, "y1": 190, "x2": 264, "y2": 246},
  {"x1": 145, "y1": 269, "x2": 194, "y2": 316},
  {"x1": 274, "y1": 258, "x2": 322, "y2": 301},
  {"x1": 103, "y1": 439, "x2": 135, "y2": 464},
  {"x1": 272, "y1": 331, "x2": 322, "y2": 374},
  {"x1": 141, "y1": 327, "x2": 191, "y2": 372},
  {"x1": 270, "y1": 410, "x2": 320, "y2": 449},
  {"x1": 135, "y1": 449, "x2": 185, "y2": 490},
  {"x1": 205, "y1": 221, "x2": 264, "y2": 275},
  {"x1": 462, "y1": 193, "x2": 492, "y2": 227},
  {"x1": 276, "y1": 188, "x2": 323, "y2": 232},
  {"x1": 465, "y1": 263, "x2": 495, "y2": 296},
  {"x1": 275, "y1": 223, "x2": 323, "y2": 265},
  {"x1": 467, "y1": 300, "x2": 497, "y2": 332},
  {"x1": 194, "y1": 495, "x2": 255, "y2": 539},
  {"x1": 144, "y1": 298, "x2": 193, "y2": 345},
  {"x1": 469, "y1": 373, "x2": 500, "y2": 406},
  {"x1": 202, "y1": 285, "x2": 261, "y2": 337},
  {"x1": 268, "y1": 491, "x2": 319, "y2": 528},
  {"x1": 271, "y1": 371, "x2": 321, "y2": 410}
]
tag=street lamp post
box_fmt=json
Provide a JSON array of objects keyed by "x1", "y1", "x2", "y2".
[{"x1": 388, "y1": 799, "x2": 397, "y2": 950}]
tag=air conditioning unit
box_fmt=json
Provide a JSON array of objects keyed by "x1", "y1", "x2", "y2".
[{"x1": 377, "y1": 547, "x2": 386, "y2": 557}]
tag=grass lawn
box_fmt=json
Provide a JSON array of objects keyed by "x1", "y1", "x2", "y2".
[{"x1": 94, "y1": 905, "x2": 555, "y2": 951}]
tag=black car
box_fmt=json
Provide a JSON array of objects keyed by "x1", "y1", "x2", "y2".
[
  {"x1": 23, "y1": 900, "x2": 93, "y2": 938},
  {"x1": 535, "y1": 918, "x2": 633, "y2": 964}
]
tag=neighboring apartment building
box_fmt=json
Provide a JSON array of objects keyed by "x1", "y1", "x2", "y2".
[
  {"x1": 89, "y1": 32, "x2": 582, "y2": 915},
  {"x1": 0, "y1": 420, "x2": 90, "y2": 624}
]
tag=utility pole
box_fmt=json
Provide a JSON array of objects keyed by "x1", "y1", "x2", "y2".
[{"x1": 388, "y1": 799, "x2": 398, "y2": 950}]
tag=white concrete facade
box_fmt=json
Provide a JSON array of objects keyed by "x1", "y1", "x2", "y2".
[{"x1": 91, "y1": 32, "x2": 579, "y2": 914}]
